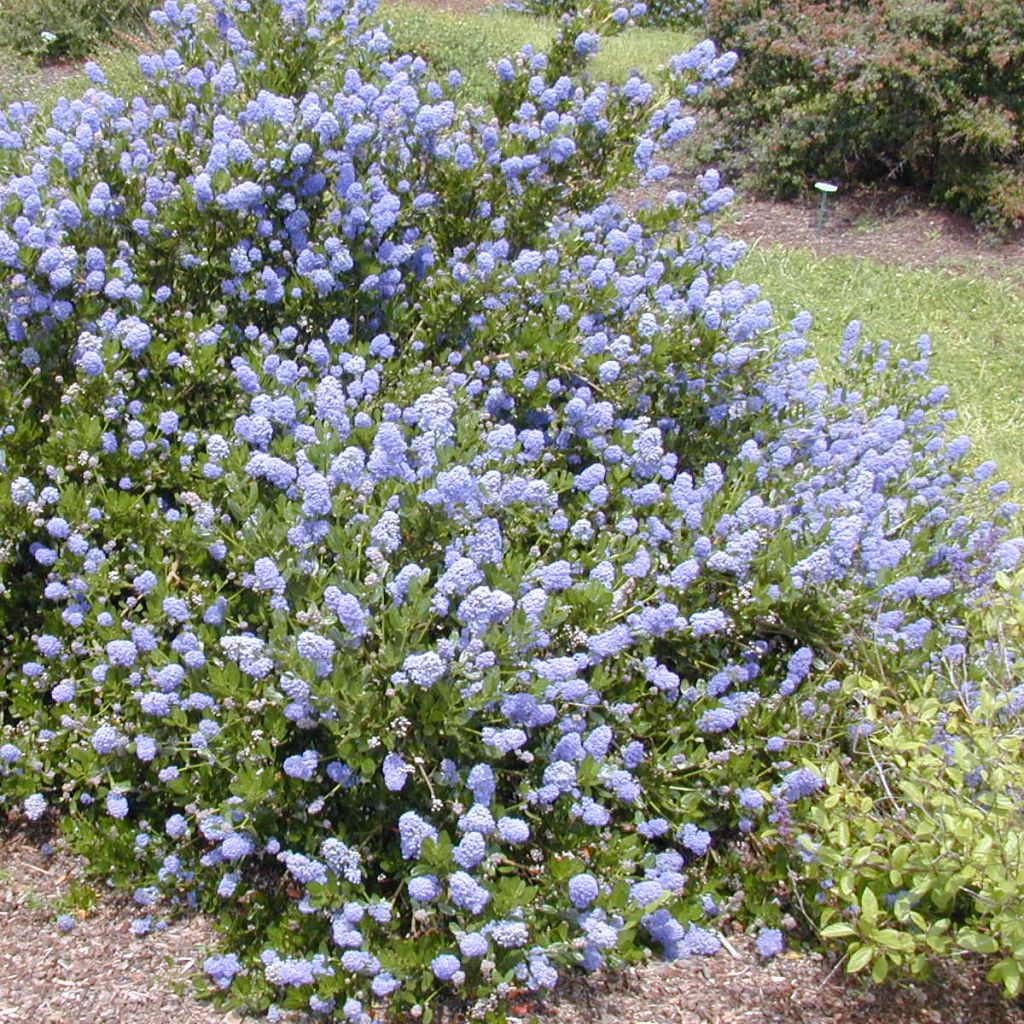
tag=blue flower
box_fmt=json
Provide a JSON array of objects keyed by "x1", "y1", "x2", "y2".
[
  {"x1": 407, "y1": 875, "x2": 440, "y2": 902},
  {"x1": 324, "y1": 587, "x2": 369, "y2": 637},
  {"x1": 106, "y1": 792, "x2": 129, "y2": 819},
  {"x1": 755, "y1": 927, "x2": 784, "y2": 958},
  {"x1": 452, "y1": 832, "x2": 487, "y2": 870},
  {"x1": 431, "y1": 954, "x2": 461, "y2": 981},
  {"x1": 573, "y1": 32, "x2": 599, "y2": 58},
  {"x1": 496, "y1": 817, "x2": 530, "y2": 844},
  {"x1": 485, "y1": 919, "x2": 529, "y2": 949},
  {"x1": 449, "y1": 871, "x2": 490, "y2": 914},
  {"x1": 568, "y1": 873, "x2": 599, "y2": 909},
  {"x1": 688, "y1": 609, "x2": 729, "y2": 637},
  {"x1": 696, "y1": 707, "x2": 737, "y2": 733},
  {"x1": 106, "y1": 640, "x2": 138, "y2": 667},
  {"x1": 23, "y1": 793, "x2": 47, "y2": 821},
  {"x1": 780, "y1": 767, "x2": 825, "y2": 802},
  {"x1": 382, "y1": 752, "x2": 409, "y2": 792},
  {"x1": 401, "y1": 651, "x2": 445, "y2": 689},
  {"x1": 398, "y1": 812, "x2": 437, "y2": 860},
  {"x1": 457, "y1": 586, "x2": 515, "y2": 634},
  {"x1": 296, "y1": 631, "x2": 335, "y2": 674},
  {"x1": 283, "y1": 750, "x2": 319, "y2": 781},
  {"x1": 737, "y1": 788, "x2": 764, "y2": 812},
  {"x1": 204, "y1": 953, "x2": 241, "y2": 990},
  {"x1": 279, "y1": 851, "x2": 328, "y2": 886},
  {"x1": 678, "y1": 823, "x2": 712, "y2": 856},
  {"x1": 91, "y1": 723, "x2": 120, "y2": 755},
  {"x1": 457, "y1": 803, "x2": 495, "y2": 835},
  {"x1": 459, "y1": 932, "x2": 489, "y2": 958}
]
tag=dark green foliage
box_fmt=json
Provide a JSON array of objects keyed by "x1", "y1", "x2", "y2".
[
  {"x1": 702, "y1": 0, "x2": 1024, "y2": 233},
  {"x1": 0, "y1": 0, "x2": 152, "y2": 60}
]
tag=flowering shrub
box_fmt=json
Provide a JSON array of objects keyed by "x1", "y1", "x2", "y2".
[
  {"x1": 0, "y1": 0, "x2": 1022, "y2": 1020},
  {"x1": 701, "y1": 0, "x2": 1024, "y2": 233},
  {"x1": 510, "y1": 0, "x2": 707, "y2": 32}
]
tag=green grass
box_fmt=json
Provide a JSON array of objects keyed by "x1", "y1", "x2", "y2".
[
  {"x1": 0, "y1": 42, "x2": 144, "y2": 109},
  {"x1": 733, "y1": 243, "x2": 1024, "y2": 490},
  {"x1": 378, "y1": 3, "x2": 697, "y2": 100}
]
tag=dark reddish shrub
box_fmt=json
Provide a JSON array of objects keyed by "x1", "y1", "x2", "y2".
[{"x1": 702, "y1": 0, "x2": 1024, "y2": 233}]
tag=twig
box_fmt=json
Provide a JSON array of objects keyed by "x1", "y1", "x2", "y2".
[
  {"x1": 818, "y1": 951, "x2": 849, "y2": 990},
  {"x1": 865, "y1": 739, "x2": 904, "y2": 818},
  {"x1": 716, "y1": 932, "x2": 743, "y2": 961},
  {"x1": 14, "y1": 859, "x2": 57, "y2": 877}
]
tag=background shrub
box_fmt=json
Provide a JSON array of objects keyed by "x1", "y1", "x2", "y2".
[
  {"x1": 701, "y1": 0, "x2": 1024, "y2": 234},
  {"x1": 0, "y1": 0, "x2": 152, "y2": 60}
]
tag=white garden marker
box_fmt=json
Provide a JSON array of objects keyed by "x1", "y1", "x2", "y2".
[{"x1": 815, "y1": 181, "x2": 839, "y2": 233}]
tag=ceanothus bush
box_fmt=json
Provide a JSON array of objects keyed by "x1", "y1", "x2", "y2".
[
  {"x1": 0, "y1": 0, "x2": 1020, "y2": 1019},
  {"x1": 508, "y1": 0, "x2": 708, "y2": 32}
]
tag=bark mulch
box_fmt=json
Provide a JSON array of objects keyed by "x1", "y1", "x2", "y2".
[
  {"x1": 0, "y1": 827, "x2": 231, "y2": 1024},
  {"x1": 622, "y1": 167, "x2": 1024, "y2": 278},
  {"x1": 723, "y1": 186, "x2": 1024, "y2": 277}
]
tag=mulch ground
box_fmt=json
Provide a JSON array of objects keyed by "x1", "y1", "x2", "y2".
[
  {"x1": 723, "y1": 186, "x2": 1024, "y2": 277},
  {"x1": 0, "y1": 827, "x2": 230, "y2": 1024}
]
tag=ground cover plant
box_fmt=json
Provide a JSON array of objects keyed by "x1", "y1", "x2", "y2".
[
  {"x1": 1, "y1": 0, "x2": 1023, "y2": 1021},
  {"x1": 701, "y1": 0, "x2": 1024, "y2": 234}
]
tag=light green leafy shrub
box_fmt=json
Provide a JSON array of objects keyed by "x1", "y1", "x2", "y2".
[{"x1": 773, "y1": 579, "x2": 1024, "y2": 994}]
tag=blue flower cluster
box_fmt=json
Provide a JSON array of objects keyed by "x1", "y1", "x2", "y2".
[
  {"x1": 510, "y1": 0, "x2": 708, "y2": 32},
  {"x1": 0, "y1": 0, "x2": 1019, "y2": 1019}
]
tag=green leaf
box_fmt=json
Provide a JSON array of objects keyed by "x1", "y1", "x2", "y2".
[
  {"x1": 820, "y1": 922, "x2": 858, "y2": 939},
  {"x1": 987, "y1": 959, "x2": 1023, "y2": 998},
  {"x1": 871, "y1": 954, "x2": 890, "y2": 983},
  {"x1": 847, "y1": 945, "x2": 873, "y2": 973},
  {"x1": 956, "y1": 928, "x2": 1000, "y2": 955},
  {"x1": 875, "y1": 929, "x2": 915, "y2": 953},
  {"x1": 860, "y1": 886, "x2": 879, "y2": 925}
]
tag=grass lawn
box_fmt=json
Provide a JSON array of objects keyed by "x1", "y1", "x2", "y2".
[
  {"x1": 0, "y1": 43, "x2": 144, "y2": 109},
  {"x1": 733, "y1": 244, "x2": 1024, "y2": 491},
  {"x1": 378, "y1": 3, "x2": 698, "y2": 99}
]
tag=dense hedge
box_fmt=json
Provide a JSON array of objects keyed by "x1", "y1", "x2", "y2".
[
  {"x1": 0, "y1": 0, "x2": 153, "y2": 60},
  {"x1": 0, "y1": 1, "x2": 1022, "y2": 1021},
  {"x1": 701, "y1": 0, "x2": 1024, "y2": 233}
]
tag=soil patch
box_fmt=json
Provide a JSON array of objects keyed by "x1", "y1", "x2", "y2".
[
  {"x1": 724, "y1": 186, "x2": 1024, "y2": 277},
  {"x1": 624, "y1": 168, "x2": 1024, "y2": 277}
]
